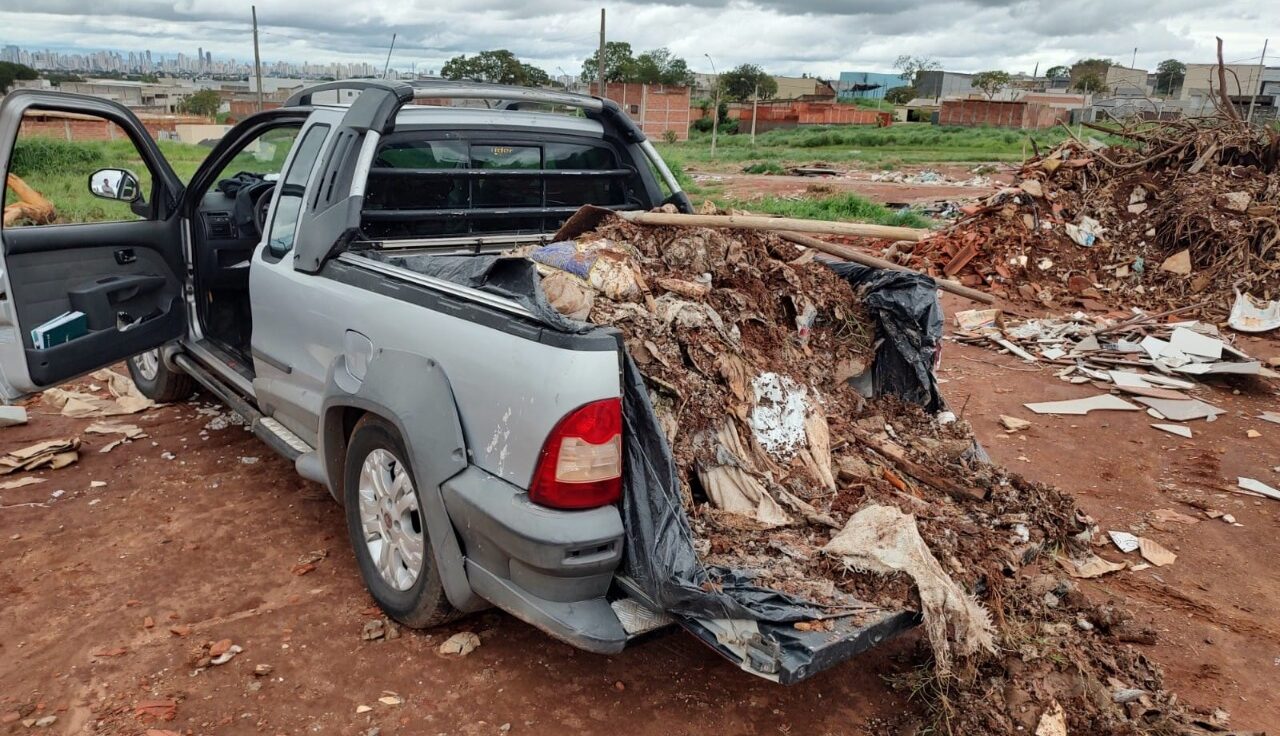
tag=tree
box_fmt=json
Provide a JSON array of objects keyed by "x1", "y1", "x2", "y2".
[
  {"x1": 893, "y1": 54, "x2": 940, "y2": 86},
  {"x1": 1072, "y1": 71, "x2": 1105, "y2": 94},
  {"x1": 580, "y1": 41, "x2": 638, "y2": 84},
  {"x1": 884, "y1": 85, "x2": 915, "y2": 104},
  {"x1": 0, "y1": 61, "x2": 38, "y2": 93},
  {"x1": 440, "y1": 50, "x2": 550, "y2": 87},
  {"x1": 1044, "y1": 65, "x2": 1070, "y2": 80},
  {"x1": 972, "y1": 70, "x2": 1012, "y2": 99},
  {"x1": 1154, "y1": 59, "x2": 1186, "y2": 96},
  {"x1": 633, "y1": 47, "x2": 694, "y2": 86},
  {"x1": 717, "y1": 64, "x2": 777, "y2": 102},
  {"x1": 43, "y1": 71, "x2": 85, "y2": 86},
  {"x1": 1068, "y1": 58, "x2": 1112, "y2": 94},
  {"x1": 179, "y1": 89, "x2": 222, "y2": 117}
]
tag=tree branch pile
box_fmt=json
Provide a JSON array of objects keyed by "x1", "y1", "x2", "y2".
[{"x1": 904, "y1": 115, "x2": 1280, "y2": 319}]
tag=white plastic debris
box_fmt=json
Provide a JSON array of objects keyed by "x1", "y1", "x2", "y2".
[
  {"x1": 1228, "y1": 290, "x2": 1280, "y2": 333},
  {"x1": 1109, "y1": 530, "x2": 1140, "y2": 553},
  {"x1": 749, "y1": 373, "x2": 809, "y2": 457}
]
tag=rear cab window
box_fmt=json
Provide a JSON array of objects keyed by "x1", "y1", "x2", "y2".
[{"x1": 361, "y1": 134, "x2": 639, "y2": 240}]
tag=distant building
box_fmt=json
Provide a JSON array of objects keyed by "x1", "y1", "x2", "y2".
[
  {"x1": 770, "y1": 76, "x2": 836, "y2": 101},
  {"x1": 915, "y1": 71, "x2": 976, "y2": 101},
  {"x1": 1104, "y1": 66, "x2": 1149, "y2": 97},
  {"x1": 836, "y1": 71, "x2": 903, "y2": 100},
  {"x1": 602, "y1": 83, "x2": 691, "y2": 141},
  {"x1": 1180, "y1": 63, "x2": 1264, "y2": 101}
]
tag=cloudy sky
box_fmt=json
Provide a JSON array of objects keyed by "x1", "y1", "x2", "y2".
[{"x1": 1, "y1": 0, "x2": 1274, "y2": 77}]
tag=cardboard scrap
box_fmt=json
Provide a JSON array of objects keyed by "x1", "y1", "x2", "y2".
[
  {"x1": 0, "y1": 476, "x2": 45, "y2": 490},
  {"x1": 1159, "y1": 249, "x2": 1191, "y2": 275},
  {"x1": 0, "y1": 437, "x2": 79, "y2": 474},
  {"x1": 1024, "y1": 394, "x2": 1140, "y2": 415},
  {"x1": 41, "y1": 370, "x2": 154, "y2": 418},
  {"x1": 1138, "y1": 537, "x2": 1176, "y2": 567},
  {"x1": 1060, "y1": 553, "x2": 1126, "y2": 578},
  {"x1": 85, "y1": 421, "x2": 146, "y2": 440}
]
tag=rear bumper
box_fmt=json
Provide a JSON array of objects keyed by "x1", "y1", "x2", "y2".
[{"x1": 441, "y1": 466, "x2": 627, "y2": 653}]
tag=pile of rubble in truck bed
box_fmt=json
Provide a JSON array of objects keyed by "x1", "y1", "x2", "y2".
[
  {"x1": 521, "y1": 210, "x2": 1247, "y2": 734},
  {"x1": 899, "y1": 115, "x2": 1280, "y2": 319}
]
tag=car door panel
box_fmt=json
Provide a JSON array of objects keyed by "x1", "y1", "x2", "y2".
[{"x1": 0, "y1": 90, "x2": 185, "y2": 399}]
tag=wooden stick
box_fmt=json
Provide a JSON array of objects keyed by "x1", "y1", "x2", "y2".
[
  {"x1": 851, "y1": 428, "x2": 988, "y2": 503},
  {"x1": 613, "y1": 209, "x2": 928, "y2": 242},
  {"x1": 779, "y1": 231, "x2": 996, "y2": 305}
]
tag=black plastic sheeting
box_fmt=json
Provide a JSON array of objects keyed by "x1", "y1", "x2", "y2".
[{"x1": 369, "y1": 248, "x2": 945, "y2": 623}]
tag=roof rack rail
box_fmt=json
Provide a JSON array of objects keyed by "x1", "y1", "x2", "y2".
[
  {"x1": 285, "y1": 79, "x2": 414, "y2": 107},
  {"x1": 284, "y1": 79, "x2": 605, "y2": 113}
]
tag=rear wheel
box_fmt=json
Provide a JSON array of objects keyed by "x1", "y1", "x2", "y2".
[
  {"x1": 127, "y1": 348, "x2": 196, "y2": 402},
  {"x1": 344, "y1": 415, "x2": 459, "y2": 628}
]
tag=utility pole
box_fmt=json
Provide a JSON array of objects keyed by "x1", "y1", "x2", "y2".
[
  {"x1": 1131, "y1": 47, "x2": 1137, "y2": 69},
  {"x1": 705, "y1": 53, "x2": 718, "y2": 156},
  {"x1": 750, "y1": 82, "x2": 758, "y2": 146},
  {"x1": 383, "y1": 33, "x2": 397, "y2": 79},
  {"x1": 1246, "y1": 38, "x2": 1269, "y2": 124},
  {"x1": 597, "y1": 8, "x2": 606, "y2": 97},
  {"x1": 251, "y1": 5, "x2": 264, "y2": 112}
]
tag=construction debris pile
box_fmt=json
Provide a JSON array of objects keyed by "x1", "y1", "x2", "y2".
[
  {"x1": 902, "y1": 116, "x2": 1280, "y2": 318},
  {"x1": 524, "y1": 212, "x2": 1236, "y2": 734}
]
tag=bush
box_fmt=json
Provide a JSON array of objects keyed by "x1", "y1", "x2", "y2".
[
  {"x1": 741, "y1": 161, "x2": 787, "y2": 175},
  {"x1": 9, "y1": 137, "x2": 104, "y2": 177}
]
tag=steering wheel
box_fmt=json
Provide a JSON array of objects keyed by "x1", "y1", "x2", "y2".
[{"x1": 253, "y1": 185, "x2": 275, "y2": 234}]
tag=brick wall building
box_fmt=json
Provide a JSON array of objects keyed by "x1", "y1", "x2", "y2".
[
  {"x1": 938, "y1": 99, "x2": 1068, "y2": 129},
  {"x1": 18, "y1": 111, "x2": 212, "y2": 142},
  {"x1": 602, "y1": 83, "x2": 691, "y2": 141}
]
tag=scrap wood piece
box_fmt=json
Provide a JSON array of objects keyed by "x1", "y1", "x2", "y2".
[
  {"x1": 0, "y1": 476, "x2": 45, "y2": 490},
  {"x1": 1023, "y1": 394, "x2": 1140, "y2": 415},
  {"x1": 823, "y1": 504, "x2": 995, "y2": 676},
  {"x1": 3, "y1": 174, "x2": 56, "y2": 227},
  {"x1": 611, "y1": 208, "x2": 929, "y2": 242},
  {"x1": 849, "y1": 427, "x2": 988, "y2": 502}
]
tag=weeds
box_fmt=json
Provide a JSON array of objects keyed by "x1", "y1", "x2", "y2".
[
  {"x1": 716, "y1": 192, "x2": 932, "y2": 228},
  {"x1": 741, "y1": 161, "x2": 787, "y2": 175}
]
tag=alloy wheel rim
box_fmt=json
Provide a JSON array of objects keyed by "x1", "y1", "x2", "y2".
[
  {"x1": 134, "y1": 349, "x2": 160, "y2": 381},
  {"x1": 357, "y1": 448, "x2": 424, "y2": 591}
]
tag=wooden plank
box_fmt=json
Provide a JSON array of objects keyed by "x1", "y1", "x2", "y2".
[{"x1": 614, "y1": 209, "x2": 929, "y2": 242}]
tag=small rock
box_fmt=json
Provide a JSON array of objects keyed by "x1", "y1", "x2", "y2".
[
  {"x1": 253, "y1": 663, "x2": 273, "y2": 677},
  {"x1": 1215, "y1": 191, "x2": 1250, "y2": 212},
  {"x1": 1222, "y1": 514, "x2": 1236, "y2": 524},
  {"x1": 240, "y1": 456, "x2": 259, "y2": 465},
  {"x1": 437, "y1": 631, "x2": 481, "y2": 658},
  {"x1": 378, "y1": 694, "x2": 402, "y2": 706},
  {"x1": 355, "y1": 705, "x2": 373, "y2": 714},
  {"x1": 209, "y1": 638, "x2": 233, "y2": 657},
  {"x1": 211, "y1": 644, "x2": 242, "y2": 665},
  {"x1": 361, "y1": 619, "x2": 386, "y2": 641},
  {"x1": 1246, "y1": 429, "x2": 1261, "y2": 439},
  {"x1": 1042, "y1": 592, "x2": 1060, "y2": 608},
  {"x1": 169, "y1": 625, "x2": 192, "y2": 637},
  {"x1": 90, "y1": 480, "x2": 106, "y2": 488},
  {"x1": 1076, "y1": 618, "x2": 1094, "y2": 631},
  {"x1": 143, "y1": 616, "x2": 154, "y2": 629},
  {"x1": 33, "y1": 715, "x2": 57, "y2": 727},
  {"x1": 613, "y1": 680, "x2": 625, "y2": 691},
  {"x1": 160, "y1": 452, "x2": 176, "y2": 461},
  {"x1": 499, "y1": 724, "x2": 511, "y2": 733}
]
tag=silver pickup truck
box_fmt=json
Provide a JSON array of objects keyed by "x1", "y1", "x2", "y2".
[{"x1": 0, "y1": 81, "x2": 914, "y2": 682}]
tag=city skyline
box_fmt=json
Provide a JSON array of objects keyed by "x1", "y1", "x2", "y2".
[{"x1": 2, "y1": 43, "x2": 384, "y2": 81}]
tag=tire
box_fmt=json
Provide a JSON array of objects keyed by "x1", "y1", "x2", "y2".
[
  {"x1": 344, "y1": 415, "x2": 459, "y2": 629},
  {"x1": 127, "y1": 348, "x2": 196, "y2": 403}
]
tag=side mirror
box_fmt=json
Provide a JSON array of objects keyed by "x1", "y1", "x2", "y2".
[{"x1": 88, "y1": 168, "x2": 142, "y2": 203}]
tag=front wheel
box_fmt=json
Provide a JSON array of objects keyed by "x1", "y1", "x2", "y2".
[
  {"x1": 127, "y1": 348, "x2": 196, "y2": 402},
  {"x1": 344, "y1": 415, "x2": 459, "y2": 628}
]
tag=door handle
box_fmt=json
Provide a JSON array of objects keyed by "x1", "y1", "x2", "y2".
[{"x1": 114, "y1": 248, "x2": 137, "y2": 265}]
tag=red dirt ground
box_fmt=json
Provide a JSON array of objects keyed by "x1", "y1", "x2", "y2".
[
  {"x1": 1, "y1": 304, "x2": 1277, "y2": 734},
  {"x1": 692, "y1": 163, "x2": 1013, "y2": 206}
]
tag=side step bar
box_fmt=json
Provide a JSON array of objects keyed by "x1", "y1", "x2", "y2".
[{"x1": 171, "y1": 354, "x2": 325, "y2": 484}]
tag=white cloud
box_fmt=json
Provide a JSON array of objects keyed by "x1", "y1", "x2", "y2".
[{"x1": 1, "y1": 0, "x2": 1272, "y2": 77}]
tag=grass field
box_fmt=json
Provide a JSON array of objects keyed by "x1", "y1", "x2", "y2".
[
  {"x1": 655, "y1": 122, "x2": 1110, "y2": 173},
  {"x1": 4, "y1": 130, "x2": 306, "y2": 227},
  {"x1": 714, "y1": 191, "x2": 932, "y2": 228}
]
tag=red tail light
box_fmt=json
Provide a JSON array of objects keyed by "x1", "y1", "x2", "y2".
[{"x1": 529, "y1": 398, "x2": 623, "y2": 510}]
